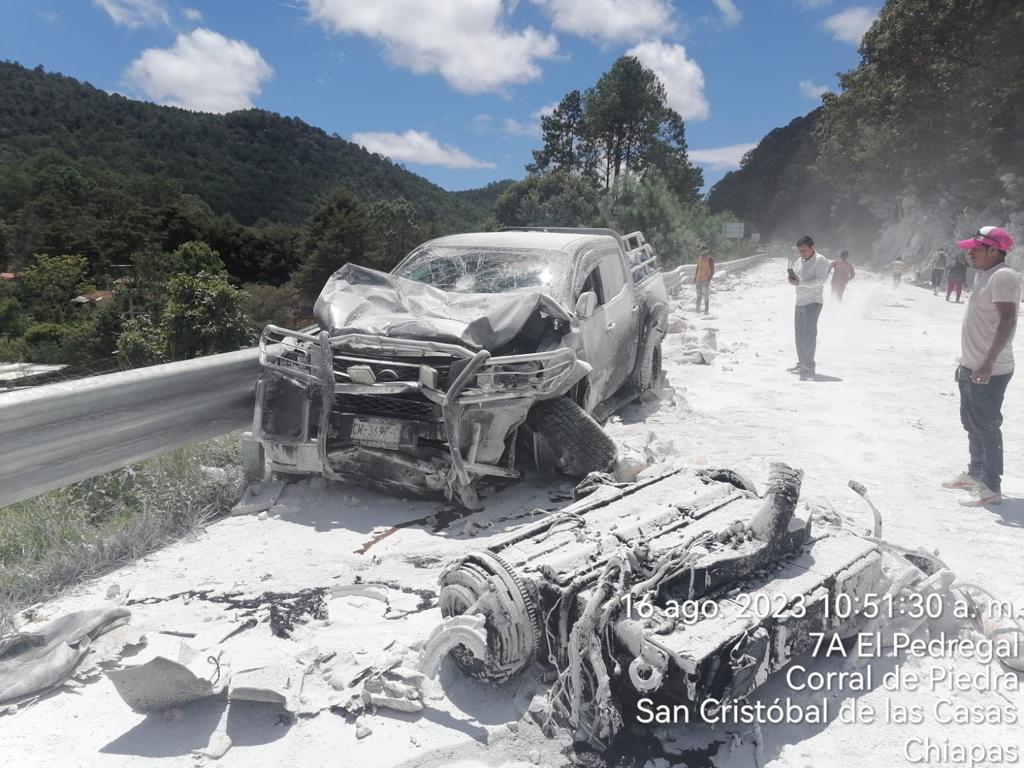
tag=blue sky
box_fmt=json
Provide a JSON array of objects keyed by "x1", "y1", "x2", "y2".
[{"x1": 1, "y1": 1, "x2": 878, "y2": 192}]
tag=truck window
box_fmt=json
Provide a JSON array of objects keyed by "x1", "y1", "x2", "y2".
[
  {"x1": 580, "y1": 265, "x2": 605, "y2": 305},
  {"x1": 598, "y1": 253, "x2": 627, "y2": 301}
]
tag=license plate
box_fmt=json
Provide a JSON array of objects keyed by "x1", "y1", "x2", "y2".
[{"x1": 349, "y1": 417, "x2": 405, "y2": 450}]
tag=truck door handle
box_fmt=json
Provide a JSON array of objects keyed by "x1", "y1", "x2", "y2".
[
  {"x1": 607, "y1": 322, "x2": 616, "y2": 330},
  {"x1": 631, "y1": 305, "x2": 640, "y2": 313}
]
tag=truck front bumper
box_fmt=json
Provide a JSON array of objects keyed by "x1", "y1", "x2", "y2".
[{"x1": 253, "y1": 326, "x2": 590, "y2": 502}]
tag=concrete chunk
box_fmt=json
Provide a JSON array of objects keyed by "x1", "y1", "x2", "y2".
[
  {"x1": 231, "y1": 480, "x2": 286, "y2": 516},
  {"x1": 107, "y1": 643, "x2": 228, "y2": 713}
]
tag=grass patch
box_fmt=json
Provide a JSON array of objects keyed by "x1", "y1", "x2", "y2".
[{"x1": 0, "y1": 435, "x2": 246, "y2": 633}]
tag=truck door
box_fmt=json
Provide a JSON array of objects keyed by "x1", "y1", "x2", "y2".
[
  {"x1": 575, "y1": 247, "x2": 638, "y2": 408},
  {"x1": 597, "y1": 250, "x2": 639, "y2": 394}
]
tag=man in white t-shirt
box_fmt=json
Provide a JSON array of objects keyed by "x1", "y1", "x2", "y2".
[
  {"x1": 788, "y1": 235, "x2": 831, "y2": 379},
  {"x1": 942, "y1": 226, "x2": 1021, "y2": 506}
]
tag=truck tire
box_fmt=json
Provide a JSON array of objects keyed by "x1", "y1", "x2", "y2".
[
  {"x1": 272, "y1": 469, "x2": 312, "y2": 483},
  {"x1": 629, "y1": 327, "x2": 663, "y2": 395},
  {"x1": 526, "y1": 397, "x2": 617, "y2": 477},
  {"x1": 700, "y1": 467, "x2": 760, "y2": 497}
]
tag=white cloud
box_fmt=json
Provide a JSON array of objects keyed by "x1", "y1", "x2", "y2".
[
  {"x1": 502, "y1": 118, "x2": 540, "y2": 138},
  {"x1": 795, "y1": 0, "x2": 833, "y2": 8},
  {"x1": 532, "y1": 0, "x2": 675, "y2": 43},
  {"x1": 822, "y1": 6, "x2": 879, "y2": 45},
  {"x1": 304, "y1": 0, "x2": 558, "y2": 94},
  {"x1": 534, "y1": 102, "x2": 558, "y2": 119},
  {"x1": 352, "y1": 130, "x2": 496, "y2": 169},
  {"x1": 626, "y1": 41, "x2": 709, "y2": 121},
  {"x1": 35, "y1": 10, "x2": 61, "y2": 24},
  {"x1": 712, "y1": 0, "x2": 743, "y2": 26},
  {"x1": 124, "y1": 29, "x2": 273, "y2": 113},
  {"x1": 689, "y1": 143, "x2": 756, "y2": 171},
  {"x1": 471, "y1": 114, "x2": 495, "y2": 134},
  {"x1": 799, "y1": 79, "x2": 830, "y2": 99},
  {"x1": 93, "y1": 0, "x2": 169, "y2": 28},
  {"x1": 183, "y1": 8, "x2": 202, "y2": 22}
]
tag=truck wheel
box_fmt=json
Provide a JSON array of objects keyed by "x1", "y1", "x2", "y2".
[
  {"x1": 526, "y1": 397, "x2": 617, "y2": 477},
  {"x1": 629, "y1": 329, "x2": 663, "y2": 395}
]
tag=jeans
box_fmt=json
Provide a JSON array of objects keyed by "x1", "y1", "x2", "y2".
[
  {"x1": 695, "y1": 280, "x2": 710, "y2": 313},
  {"x1": 957, "y1": 365, "x2": 1013, "y2": 492},
  {"x1": 794, "y1": 302, "x2": 822, "y2": 373}
]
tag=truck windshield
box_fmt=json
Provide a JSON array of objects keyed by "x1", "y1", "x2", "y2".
[{"x1": 394, "y1": 247, "x2": 569, "y2": 295}]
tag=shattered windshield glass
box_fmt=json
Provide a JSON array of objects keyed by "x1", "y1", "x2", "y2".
[{"x1": 394, "y1": 246, "x2": 570, "y2": 296}]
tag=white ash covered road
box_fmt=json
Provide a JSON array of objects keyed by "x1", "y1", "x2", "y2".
[{"x1": 3, "y1": 259, "x2": 1022, "y2": 768}]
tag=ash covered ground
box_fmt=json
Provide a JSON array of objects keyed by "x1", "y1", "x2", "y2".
[{"x1": 3, "y1": 259, "x2": 1022, "y2": 768}]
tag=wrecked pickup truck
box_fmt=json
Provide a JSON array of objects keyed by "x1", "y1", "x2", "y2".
[{"x1": 253, "y1": 228, "x2": 668, "y2": 507}]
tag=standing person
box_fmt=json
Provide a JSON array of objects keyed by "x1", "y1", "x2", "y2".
[
  {"x1": 827, "y1": 250, "x2": 855, "y2": 302},
  {"x1": 942, "y1": 226, "x2": 1020, "y2": 507},
  {"x1": 694, "y1": 249, "x2": 715, "y2": 314},
  {"x1": 929, "y1": 250, "x2": 948, "y2": 295},
  {"x1": 788, "y1": 235, "x2": 830, "y2": 379},
  {"x1": 946, "y1": 253, "x2": 968, "y2": 302},
  {"x1": 886, "y1": 256, "x2": 907, "y2": 287}
]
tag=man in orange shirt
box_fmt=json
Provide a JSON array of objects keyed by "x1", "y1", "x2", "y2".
[{"x1": 694, "y1": 249, "x2": 715, "y2": 314}]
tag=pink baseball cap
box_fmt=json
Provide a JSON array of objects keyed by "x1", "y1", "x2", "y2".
[{"x1": 957, "y1": 226, "x2": 1015, "y2": 251}]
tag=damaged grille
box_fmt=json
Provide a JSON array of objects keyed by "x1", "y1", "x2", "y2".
[
  {"x1": 332, "y1": 351, "x2": 454, "y2": 389},
  {"x1": 333, "y1": 393, "x2": 437, "y2": 422}
]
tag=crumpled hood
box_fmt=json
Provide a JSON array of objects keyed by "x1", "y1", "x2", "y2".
[{"x1": 313, "y1": 264, "x2": 573, "y2": 350}]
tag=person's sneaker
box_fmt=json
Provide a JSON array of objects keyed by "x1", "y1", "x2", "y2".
[
  {"x1": 941, "y1": 471, "x2": 979, "y2": 490},
  {"x1": 959, "y1": 482, "x2": 1002, "y2": 507}
]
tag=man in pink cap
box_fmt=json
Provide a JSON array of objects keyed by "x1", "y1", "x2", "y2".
[{"x1": 942, "y1": 226, "x2": 1021, "y2": 506}]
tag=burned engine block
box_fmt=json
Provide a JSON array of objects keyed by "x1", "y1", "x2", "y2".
[{"x1": 420, "y1": 464, "x2": 944, "y2": 748}]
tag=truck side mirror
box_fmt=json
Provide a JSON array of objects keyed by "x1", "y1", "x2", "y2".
[{"x1": 575, "y1": 291, "x2": 598, "y2": 319}]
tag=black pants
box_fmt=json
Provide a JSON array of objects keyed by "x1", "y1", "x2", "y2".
[
  {"x1": 794, "y1": 303, "x2": 822, "y2": 372},
  {"x1": 957, "y1": 365, "x2": 1012, "y2": 492},
  {"x1": 931, "y1": 269, "x2": 943, "y2": 289}
]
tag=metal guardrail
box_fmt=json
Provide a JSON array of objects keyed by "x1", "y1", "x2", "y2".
[
  {"x1": 663, "y1": 251, "x2": 767, "y2": 296},
  {"x1": 0, "y1": 349, "x2": 260, "y2": 509}
]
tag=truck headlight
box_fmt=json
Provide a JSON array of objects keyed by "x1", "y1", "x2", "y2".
[{"x1": 475, "y1": 361, "x2": 542, "y2": 390}]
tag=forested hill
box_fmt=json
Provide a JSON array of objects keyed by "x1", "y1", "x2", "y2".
[
  {"x1": 707, "y1": 0, "x2": 1023, "y2": 262},
  {"x1": 706, "y1": 110, "x2": 832, "y2": 242},
  {"x1": 0, "y1": 61, "x2": 492, "y2": 229}
]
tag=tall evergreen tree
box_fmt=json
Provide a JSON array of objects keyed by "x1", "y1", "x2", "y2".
[
  {"x1": 364, "y1": 199, "x2": 429, "y2": 271},
  {"x1": 524, "y1": 57, "x2": 702, "y2": 203},
  {"x1": 292, "y1": 189, "x2": 369, "y2": 299},
  {"x1": 528, "y1": 91, "x2": 594, "y2": 178}
]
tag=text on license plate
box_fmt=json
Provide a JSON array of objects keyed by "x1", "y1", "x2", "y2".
[{"x1": 349, "y1": 417, "x2": 405, "y2": 450}]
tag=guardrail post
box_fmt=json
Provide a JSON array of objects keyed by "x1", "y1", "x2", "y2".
[{"x1": 240, "y1": 430, "x2": 266, "y2": 483}]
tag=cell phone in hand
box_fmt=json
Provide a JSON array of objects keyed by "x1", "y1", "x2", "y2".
[{"x1": 787, "y1": 267, "x2": 798, "y2": 281}]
